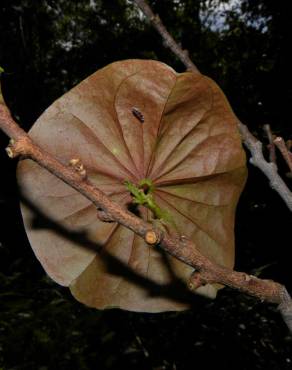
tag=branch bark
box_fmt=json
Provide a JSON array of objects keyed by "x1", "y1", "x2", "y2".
[
  {"x1": 274, "y1": 136, "x2": 292, "y2": 173},
  {"x1": 238, "y1": 122, "x2": 292, "y2": 211},
  {"x1": 263, "y1": 124, "x2": 277, "y2": 168},
  {"x1": 1, "y1": 91, "x2": 292, "y2": 333},
  {"x1": 133, "y1": 0, "x2": 198, "y2": 72}
]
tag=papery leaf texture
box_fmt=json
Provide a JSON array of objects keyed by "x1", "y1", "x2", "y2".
[{"x1": 17, "y1": 60, "x2": 247, "y2": 312}]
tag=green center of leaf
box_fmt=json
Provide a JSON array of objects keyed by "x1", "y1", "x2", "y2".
[
  {"x1": 124, "y1": 179, "x2": 174, "y2": 225},
  {"x1": 138, "y1": 178, "x2": 154, "y2": 194},
  {"x1": 124, "y1": 179, "x2": 154, "y2": 205}
]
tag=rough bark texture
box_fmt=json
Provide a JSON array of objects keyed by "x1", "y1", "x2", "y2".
[{"x1": 1, "y1": 97, "x2": 292, "y2": 330}]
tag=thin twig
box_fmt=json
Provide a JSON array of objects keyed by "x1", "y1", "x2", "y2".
[
  {"x1": 274, "y1": 136, "x2": 292, "y2": 173},
  {"x1": 133, "y1": 0, "x2": 198, "y2": 72},
  {"x1": 263, "y1": 124, "x2": 277, "y2": 168},
  {"x1": 238, "y1": 122, "x2": 292, "y2": 211}
]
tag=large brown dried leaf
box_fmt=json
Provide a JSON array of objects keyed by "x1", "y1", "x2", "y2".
[{"x1": 17, "y1": 60, "x2": 247, "y2": 312}]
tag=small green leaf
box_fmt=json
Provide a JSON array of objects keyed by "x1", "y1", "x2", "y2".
[
  {"x1": 124, "y1": 180, "x2": 175, "y2": 226},
  {"x1": 138, "y1": 178, "x2": 155, "y2": 193}
]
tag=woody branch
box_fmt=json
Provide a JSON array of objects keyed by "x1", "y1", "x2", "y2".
[
  {"x1": 1, "y1": 92, "x2": 292, "y2": 333},
  {"x1": 133, "y1": 0, "x2": 198, "y2": 72}
]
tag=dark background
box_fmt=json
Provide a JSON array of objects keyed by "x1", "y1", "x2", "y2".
[{"x1": 0, "y1": 1, "x2": 292, "y2": 369}]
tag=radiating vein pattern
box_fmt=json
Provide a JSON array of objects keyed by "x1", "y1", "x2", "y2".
[{"x1": 17, "y1": 60, "x2": 247, "y2": 312}]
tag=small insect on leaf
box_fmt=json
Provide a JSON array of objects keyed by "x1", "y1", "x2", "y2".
[{"x1": 131, "y1": 107, "x2": 144, "y2": 123}]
